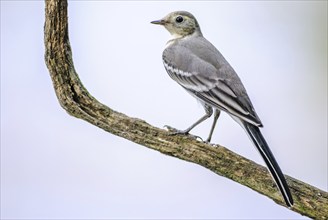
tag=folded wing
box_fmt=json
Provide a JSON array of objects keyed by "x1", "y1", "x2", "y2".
[{"x1": 163, "y1": 39, "x2": 262, "y2": 127}]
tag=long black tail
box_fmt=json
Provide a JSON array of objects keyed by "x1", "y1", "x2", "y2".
[{"x1": 243, "y1": 122, "x2": 293, "y2": 207}]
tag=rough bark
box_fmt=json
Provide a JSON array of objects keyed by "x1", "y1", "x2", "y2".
[{"x1": 44, "y1": 1, "x2": 328, "y2": 219}]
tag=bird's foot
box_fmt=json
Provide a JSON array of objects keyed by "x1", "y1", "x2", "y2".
[
  {"x1": 164, "y1": 125, "x2": 203, "y2": 141},
  {"x1": 204, "y1": 140, "x2": 218, "y2": 147},
  {"x1": 164, "y1": 125, "x2": 189, "y2": 135},
  {"x1": 205, "y1": 140, "x2": 221, "y2": 148},
  {"x1": 203, "y1": 137, "x2": 221, "y2": 147},
  {"x1": 204, "y1": 138, "x2": 212, "y2": 144}
]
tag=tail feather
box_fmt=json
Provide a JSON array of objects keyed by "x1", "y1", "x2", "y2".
[{"x1": 243, "y1": 122, "x2": 293, "y2": 207}]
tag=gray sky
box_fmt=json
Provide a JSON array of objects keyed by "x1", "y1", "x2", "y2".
[{"x1": 1, "y1": 1, "x2": 327, "y2": 219}]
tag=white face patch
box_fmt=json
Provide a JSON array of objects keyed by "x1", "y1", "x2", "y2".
[{"x1": 164, "y1": 24, "x2": 179, "y2": 36}]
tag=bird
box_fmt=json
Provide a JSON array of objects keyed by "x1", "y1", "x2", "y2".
[{"x1": 151, "y1": 11, "x2": 293, "y2": 207}]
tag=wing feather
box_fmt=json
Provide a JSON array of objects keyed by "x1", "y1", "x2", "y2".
[{"x1": 163, "y1": 37, "x2": 262, "y2": 126}]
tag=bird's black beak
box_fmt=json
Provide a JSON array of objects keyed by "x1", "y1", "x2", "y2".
[{"x1": 150, "y1": 19, "x2": 166, "y2": 25}]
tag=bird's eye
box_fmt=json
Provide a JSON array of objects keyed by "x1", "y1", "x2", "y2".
[{"x1": 175, "y1": 16, "x2": 184, "y2": 23}]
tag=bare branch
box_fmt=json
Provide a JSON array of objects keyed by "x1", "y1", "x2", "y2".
[{"x1": 44, "y1": 1, "x2": 328, "y2": 219}]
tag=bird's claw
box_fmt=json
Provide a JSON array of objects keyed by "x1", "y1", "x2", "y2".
[
  {"x1": 164, "y1": 125, "x2": 185, "y2": 134},
  {"x1": 164, "y1": 125, "x2": 203, "y2": 141},
  {"x1": 204, "y1": 140, "x2": 218, "y2": 147},
  {"x1": 203, "y1": 138, "x2": 220, "y2": 147}
]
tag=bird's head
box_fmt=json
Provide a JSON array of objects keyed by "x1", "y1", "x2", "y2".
[{"x1": 151, "y1": 11, "x2": 202, "y2": 38}]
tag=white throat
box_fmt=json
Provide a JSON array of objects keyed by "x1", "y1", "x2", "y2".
[
  {"x1": 165, "y1": 33, "x2": 183, "y2": 49},
  {"x1": 165, "y1": 31, "x2": 198, "y2": 49}
]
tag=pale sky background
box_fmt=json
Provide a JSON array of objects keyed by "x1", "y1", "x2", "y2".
[{"x1": 1, "y1": 1, "x2": 327, "y2": 219}]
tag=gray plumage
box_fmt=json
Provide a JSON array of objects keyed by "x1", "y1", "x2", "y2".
[
  {"x1": 163, "y1": 36, "x2": 262, "y2": 127},
  {"x1": 151, "y1": 11, "x2": 293, "y2": 207}
]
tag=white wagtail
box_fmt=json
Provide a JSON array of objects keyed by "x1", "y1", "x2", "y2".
[{"x1": 151, "y1": 11, "x2": 293, "y2": 207}]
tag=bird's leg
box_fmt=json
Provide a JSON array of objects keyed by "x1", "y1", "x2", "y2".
[
  {"x1": 206, "y1": 109, "x2": 221, "y2": 143},
  {"x1": 165, "y1": 105, "x2": 213, "y2": 139}
]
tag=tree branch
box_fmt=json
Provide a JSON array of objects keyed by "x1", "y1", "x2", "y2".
[{"x1": 44, "y1": 1, "x2": 327, "y2": 219}]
